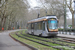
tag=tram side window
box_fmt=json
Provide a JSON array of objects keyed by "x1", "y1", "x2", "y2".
[
  {"x1": 42, "y1": 22, "x2": 45, "y2": 30},
  {"x1": 28, "y1": 24, "x2": 31, "y2": 29},
  {"x1": 37, "y1": 22, "x2": 42, "y2": 30},
  {"x1": 28, "y1": 24, "x2": 29, "y2": 29},
  {"x1": 34, "y1": 23, "x2": 37, "y2": 30},
  {"x1": 31, "y1": 23, "x2": 34, "y2": 29},
  {"x1": 37, "y1": 22, "x2": 39, "y2": 30},
  {"x1": 38, "y1": 23, "x2": 40, "y2": 29},
  {"x1": 39, "y1": 22, "x2": 42, "y2": 30}
]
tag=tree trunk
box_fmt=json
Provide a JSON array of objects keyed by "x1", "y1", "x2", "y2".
[
  {"x1": 0, "y1": 21, "x2": 1, "y2": 31},
  {"x1": 72, "y1": 12, "x2": 74, "y2": 29},
  {"x1": 8, "y1": 20, "x2": 11, "y2": 30},
  {"x1": 1, "y1": 18, "x2": 4, "y2": 30},
  {"x1": 3, "y1": 17, "x2": 6, "y2": 30}
]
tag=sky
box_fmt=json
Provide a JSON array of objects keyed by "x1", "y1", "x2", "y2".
[
  {"x1": 27, "y1": 0, "x2": 42, "y2": 8},
  {"x1": 27, "y1": 0, "x2": 38, "y2": 8}
]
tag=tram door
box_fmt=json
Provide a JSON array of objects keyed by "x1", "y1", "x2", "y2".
[
  {"x1": 42, "y1": 21, "x2": 45, "y2": 36},
  {"x1": 31, "y1": 23, "x2": 34, "y2": 33}
]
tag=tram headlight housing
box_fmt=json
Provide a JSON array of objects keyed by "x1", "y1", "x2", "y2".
[{"x1": 49, "y1": 29, "x2": 58, "y2": 32}]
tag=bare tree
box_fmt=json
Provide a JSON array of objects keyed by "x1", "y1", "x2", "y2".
[
  {"x1": 0, "y1": 0, "x2": 8, "y2": 30},
  {"x1": 39, "y1": 0, "x2": 64, "y2": 19},
  {"x1": 66, "y1": 0, "x2": 74, "y2": 28},
  {"x1": 0, "y1": 0, "x2": 29, "y2": 30}
]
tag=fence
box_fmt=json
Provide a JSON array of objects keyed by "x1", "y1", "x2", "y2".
[{"x1": 58, "y1": 30, "x2": 75, "y2": 35}]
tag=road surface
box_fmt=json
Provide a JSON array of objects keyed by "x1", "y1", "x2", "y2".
[{"x1": 0, "y1": 30, "x2": 32, "y2": 50}]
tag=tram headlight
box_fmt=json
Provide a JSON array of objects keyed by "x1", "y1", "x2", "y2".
[
  {"x1": 54, "y1": 29, "x2": 58, "y2": 31},
  {"x1": 49, "y1": 29, "x2": 53, "y2": 31}
]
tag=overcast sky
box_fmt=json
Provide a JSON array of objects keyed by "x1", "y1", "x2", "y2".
[{"x1": 27, "y1": 0, "x2": 42, "y2": 8}]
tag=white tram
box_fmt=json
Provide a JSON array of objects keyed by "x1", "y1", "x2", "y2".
[{"x1": 27, "y1": 15, "x2": 58, "y2": 37}]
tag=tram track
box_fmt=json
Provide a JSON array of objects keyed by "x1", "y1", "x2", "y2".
[
  {"x1": 15, "y1": 32, "x2": 64, "y2": 50},
  {"x1": 20, "y1": 33, "x2": 75, "y2": 49},
  {"x1": 22, "y1": 32, "x2": 75, "y2": 44},
  {"x1": 14, "y1": 31, "x2": 75, "y2": 50},
  {"x1": 54, "y1": 36, "x2": 75, "y2": 44}
]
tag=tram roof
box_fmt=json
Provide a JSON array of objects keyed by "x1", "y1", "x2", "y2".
[{"x1": 28, "y1": 15, "x2": 57, "y2": 23}]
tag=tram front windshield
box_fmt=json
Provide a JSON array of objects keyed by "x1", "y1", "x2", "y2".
[{"x1": 48, "y1": 19, "x2": 57, "y2": 29}]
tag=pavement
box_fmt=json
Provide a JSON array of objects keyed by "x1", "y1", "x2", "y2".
[
  {"x1": 58, "y1": 32, "x2": 75, "y2": 38},
  {"x1": 0, "y1": 30, "x2": 32, "y2": 50},
  {"x1": 58, "y1": 34, "x2": 75, "y2": 38}
]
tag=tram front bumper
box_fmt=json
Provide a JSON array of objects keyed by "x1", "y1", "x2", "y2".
[{"x1": 48, "y1": 32, "x2": 58, "y2": 36}]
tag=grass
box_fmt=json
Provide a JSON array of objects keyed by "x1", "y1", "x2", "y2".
[
  {"x1": 10, "y1": 32, "x2": 57, "y2": 50},
  {"x1": 10, "y1": 30, "x2": 75, "y2": 50},
  {"x1": 21, "y1": 31, "x2": 75, "y2": 46},
  {"x1": 20, "y1": 32, "x2": 75, "y2": 50}
]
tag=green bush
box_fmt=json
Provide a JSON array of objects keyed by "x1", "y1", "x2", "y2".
[
  {"x1": 58, "y1": 28, "x2": 63, "y2": 31},
  {"x1": 58, "y1": 28, "x2": 75, "y2": 32}
]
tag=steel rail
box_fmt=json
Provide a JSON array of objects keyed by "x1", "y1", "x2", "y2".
[{"x1": 20, "y1": 33, "x2": 75, "y2": 49}]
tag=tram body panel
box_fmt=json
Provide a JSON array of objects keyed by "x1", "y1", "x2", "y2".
[
  {"x1": 28, "y1": 29, "x2": 32, "y2": 34},
  {"x1": 34, "y1": 30, "x2": 42, "y2": 36}
]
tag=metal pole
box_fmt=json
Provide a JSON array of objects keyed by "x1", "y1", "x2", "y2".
[
  {"x1": 38, "y1": 13, "x2": 40, "y2": 18},
  {"x1": 34, "y1": 7, "x2": 40, "y2": 18},
  {"x1": 74, "y1": 0, "x2": 75, "y2": 35},
  {"x1": 74, "y1": 0, "x2": 75, "y2": 28},
  {"x1": 38, "y1": 8, "x2": 40, "y2": 18},
  {"x1": 46, "y1": 9, "x2": 47, "y2": 16},
  {"x1": 64, "y1": 0, "x2": 67, "y2": 33}
]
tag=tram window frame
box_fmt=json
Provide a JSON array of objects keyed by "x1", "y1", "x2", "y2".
[
  {"x1": 26, "y1": 24, "x2": 28, "y2": 29},
  {"x1": 27, "y1": 24, "x2": 29, "y2": 29},
  {"x1": 39, "y1": 21, "x2": 42, "y2": 30},
  {"x1": 34, "y1": 21, "x2": 44, "y2": 30},
  {"x1": 38, "y1": 22, "x2": 40, "y2": 30},
  {"x1": 47, "y1": 20, "x2": 49, "y2": 31},
  {"x1": 40, "y1": 21, "x2": 42, "y2": 30},
  {"x1": 37, "y1": 22, "x2": 39, "y2": 30},
  {"x1": 28, "y1": 23, "x2": 31, "y2": 29},
  {"x1": 37, "y1": 22, "x2": 42, "y2": 30},
  {"x1": 34, "y1": 23, "x2": 37, "y2": 30},
  {"x1": 31, "y1": 23, "x2": 34, "y2": 29},
  {"x1": 47, "y1": 18, "x2": 58, "y2": 31},
  {"x1": 42, "y1": 21, "x2": 45, "y2": 31}
]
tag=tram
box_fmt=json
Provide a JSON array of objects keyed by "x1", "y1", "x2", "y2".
[{"x1": 27, "y1": 15, "x2": 58, "y2": 37}]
